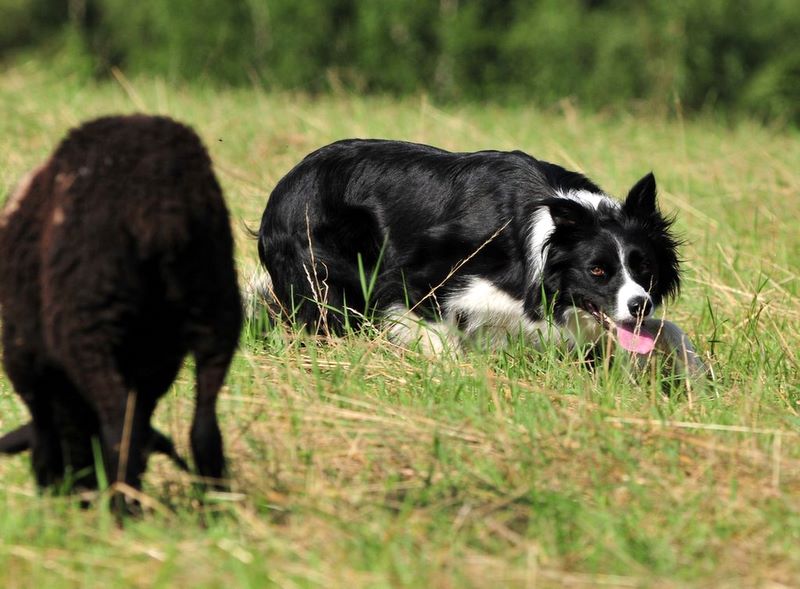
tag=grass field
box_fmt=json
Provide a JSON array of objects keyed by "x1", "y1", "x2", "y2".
[{"x1": 0, "y1": 61, "x2": 798, "y2": 588}]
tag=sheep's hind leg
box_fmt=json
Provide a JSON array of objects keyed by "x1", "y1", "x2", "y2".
[
  {"x1": 190, "y1": 351, "x2": 233, "y2": 490},
  {"x1": 2, "y1": 358, "x2": 67, "y2": 488}
]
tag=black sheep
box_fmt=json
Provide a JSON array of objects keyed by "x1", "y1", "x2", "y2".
[{"x1": 0, "y1": 115, "x2": 242, "y2": 500}]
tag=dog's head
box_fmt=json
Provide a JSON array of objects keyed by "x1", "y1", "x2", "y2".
[{"x1": 536, "y1": 173, "x2": 681, "y2": 347}]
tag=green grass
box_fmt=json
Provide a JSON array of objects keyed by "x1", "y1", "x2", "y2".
[{"x1": 0, "y1": 60, "x2": 799, "y2": 588}]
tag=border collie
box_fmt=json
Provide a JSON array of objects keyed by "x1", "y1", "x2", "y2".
[{"x1": 257, "y1": 139, "x2": 680, "y2": 355}]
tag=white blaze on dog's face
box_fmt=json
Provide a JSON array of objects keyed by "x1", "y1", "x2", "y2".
[{"x1": 612, "y1": 239, "x2": 654, "y2": 323}]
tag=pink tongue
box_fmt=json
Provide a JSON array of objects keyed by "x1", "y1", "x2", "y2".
[{"x1": 616, "y1": 323, "x2": 656, "y2": 354}]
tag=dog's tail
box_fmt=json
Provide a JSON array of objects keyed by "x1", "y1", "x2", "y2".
[
  {"x1": 240, "y1": 264, "x2": 280, "y2": 320},
  {"x1": 0, "y1": 423, "x2": 33, "y2": 454}
]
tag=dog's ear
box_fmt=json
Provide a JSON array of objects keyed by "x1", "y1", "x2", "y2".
[
  {"x1": 624, "y1": 172, "x2": 657, "y2": 216},
  {"x1": 543, "y1": 197, "x2": 591, "y2": 229}
]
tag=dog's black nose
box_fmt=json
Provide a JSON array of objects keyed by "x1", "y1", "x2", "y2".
[{"x1": 628, "y1": 296, "x2": 652, "y2": 317}]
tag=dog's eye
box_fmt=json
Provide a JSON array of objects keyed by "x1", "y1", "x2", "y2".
[{"x1": 590, "y1": 266, "x2": 606, "y2": 277}]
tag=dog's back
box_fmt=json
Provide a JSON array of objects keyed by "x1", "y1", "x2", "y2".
[{"x1": 257, "y1": 139, "x2": 552, "y2": 333}]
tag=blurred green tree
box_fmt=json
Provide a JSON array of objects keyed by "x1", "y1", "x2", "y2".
[{"x1": 0, "y1": 0, "x2": 797, "y2": 124}]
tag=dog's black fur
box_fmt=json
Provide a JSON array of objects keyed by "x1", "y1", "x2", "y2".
[
  {"x1": 258, "y1": 139, "x2": 680, "y2": 348},
  {"x1": 0, "y1": 115, "x2": 242, "y2": 496}
]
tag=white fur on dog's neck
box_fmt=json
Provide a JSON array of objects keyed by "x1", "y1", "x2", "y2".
[{"x1": 444, "y1": 277, "x2": 574, "y2": 350}]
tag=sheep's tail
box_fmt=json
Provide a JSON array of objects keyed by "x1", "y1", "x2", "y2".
[{"x1": 0, "y1": 423, "x2": 33, "y2": 454}]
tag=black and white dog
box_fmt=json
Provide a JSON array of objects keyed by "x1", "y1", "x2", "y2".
[{"x1": 257, "y1": 139, "x2": 680, "y2": 355}]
